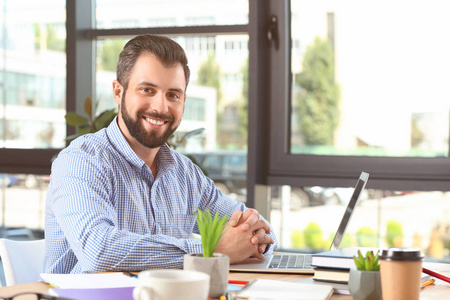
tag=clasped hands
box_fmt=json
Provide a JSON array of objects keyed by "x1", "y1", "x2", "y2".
[{"x1": 214, "y1": 208, "x2": 274, "y2": 264}]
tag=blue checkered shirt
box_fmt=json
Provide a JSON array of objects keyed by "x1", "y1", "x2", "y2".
[{"x1": 43, "y1": 118, "x2": 277, "y2": 274}]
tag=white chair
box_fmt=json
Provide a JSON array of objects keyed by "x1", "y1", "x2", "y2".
[{"x1": 0, "y1": 238, "x2": 45, "y2": 286}]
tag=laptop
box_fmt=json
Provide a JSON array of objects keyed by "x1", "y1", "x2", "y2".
[{"x1": 229, "y1": 171, "x2": 370, "y2": 274}]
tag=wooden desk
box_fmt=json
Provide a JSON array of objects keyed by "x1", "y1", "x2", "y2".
[{"x1": 1, "y1": 262, "x2": 449, "y2": 299}]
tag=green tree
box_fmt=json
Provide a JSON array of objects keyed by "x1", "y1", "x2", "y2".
[
  {"x1": 34, "y1": 23, "x2": 42, "y2": 50},
  {"x1": 386, "y1": 220, "x2": 404, "y2": 247},
  {"x1": 46, "y1": 24, "x2": 65, "y2": 52},
  {"x1": 98, "y1": 39, "x2": 126, "y2": 71},
  {"x1": 33, "y1": 23, "x2": 65, "y2": 52},
  {"x1": 356, "y1": 226, "x2": 378, "y2": 247},
  {"x1": 291, "y1": 230, "x2": 305, "y2": 249},
  {"x1": 411, "y1": 114, "x2": 424, "y2": 147},
  {"x1": 296, "y1": 36, "x2": 340, "y2": 145},
  {"x1": 303, "y1": 221, "x2": 324, "y2": 250},
  {"x1": 198, "y1": 54, "x2": 222, "y2": 104}
]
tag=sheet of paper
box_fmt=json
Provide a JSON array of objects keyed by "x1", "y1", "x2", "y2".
[
  {"x1": 236, "y1": 279, "x2": 333, "y2": 300},
  {"x1": 40, "y1": 273, "x2": 138, "y2": 289}
]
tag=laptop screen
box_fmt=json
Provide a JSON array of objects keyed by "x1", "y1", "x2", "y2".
[{"x1": 329, "y1": 171, "x2": 370, "y2": 251}]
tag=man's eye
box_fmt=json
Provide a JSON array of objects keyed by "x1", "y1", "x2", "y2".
[
  {"x1": 142, "y1": 87, "x2": 152, "y2": 93},
  {"x1": 169, "y1": 93, "x2": 180, "y2": 99}
]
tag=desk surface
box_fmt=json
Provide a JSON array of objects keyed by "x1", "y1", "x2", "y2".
[{"x1": 0, "y1": 262, "x2": 449, "y2": 299}]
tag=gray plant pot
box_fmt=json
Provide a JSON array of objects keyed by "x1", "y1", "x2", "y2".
[
  {"x1": 348, "y1": 269, "x2": 382, "y2": 300},
  {"x1": 183, "y1": 253, "x2": 230, "y2": 298}
]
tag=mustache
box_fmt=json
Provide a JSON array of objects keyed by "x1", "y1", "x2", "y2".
[{"x1": 137, "y1": 110, "x2": 174, "y2": 122}]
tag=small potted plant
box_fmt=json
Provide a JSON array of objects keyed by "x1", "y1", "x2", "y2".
[
  {"x1": 183, "y1": 208, "x2": 230, "y2": 298},
  {"x1": 348, "y1": 250, "x2": 382, "y2": 300}
]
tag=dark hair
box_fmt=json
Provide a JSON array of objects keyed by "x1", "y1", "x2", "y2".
[{"x1": 116, "y1": 34, "x2": 190, "y2": 91}]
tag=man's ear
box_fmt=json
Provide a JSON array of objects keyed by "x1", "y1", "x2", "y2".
[{"x1": 112, "y1": 80, "x2": 123, "y2": 105}]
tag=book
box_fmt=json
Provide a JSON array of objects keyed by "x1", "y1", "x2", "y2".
[
  {"x1": 235, "y1": 279, "x2": 333, "y2": 300},
  {"x1": 311, "y1": 247, "x2": 379, "y2": 269},
  {"x1": 49, "y1": 286, "x2": 134, "y2": 300},
  {"x1": 40, "y1": 273, "x2": 138, "y2": 300},
  {"x1": 313, "y1": 267, "x2": 350, "y2": 283}
]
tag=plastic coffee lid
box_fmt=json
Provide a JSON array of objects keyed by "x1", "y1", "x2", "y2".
[{"x1": 380, "y1": 247, "x2": 424, "y2": 261}]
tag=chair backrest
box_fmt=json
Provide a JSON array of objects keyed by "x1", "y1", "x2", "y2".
[{"x1": 0, "y1": 238, "x2": 45, "y2": 286}]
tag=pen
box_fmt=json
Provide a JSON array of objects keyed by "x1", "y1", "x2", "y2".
[
  {"x1": 422, "y1": 267, "x2": 450, "y2": 284},
  {"x1": 122, "y1": 271, "x2": 138, "y2": 279},
  {"x1": 421, "y1": 278, "x2": 435, "y2": 289},
  {"x1": 228, "y1": 280, "x2": 250, "y2": 285}
]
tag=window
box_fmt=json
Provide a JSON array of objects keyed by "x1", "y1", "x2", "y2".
[
  {"x1": 263, "y1": 0, "x2": 450, "y2": 262},
  {"x1": 0, "y1": 1, "x2": 66, "y2": 149},
  {"x1": 290, "y1": 1, "x2": 449, "y2": 158},
  {"x1": 0, "y1": 0, "x2": 65, "y2": 237},
  {"x1": 267, "y1": 0, "x2": 450, "y2": 192}
]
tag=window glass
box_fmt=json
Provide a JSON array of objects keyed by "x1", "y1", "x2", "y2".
[
  {"x1": 290, "y1": 1, "x2": 450, "y2": 157},
  {"x1": 0, "y1": 0, "x2": 66, "y2": 149},
  {"x1": 0, "y1": 173, "x2": 48, "y2": 235},
  {"x1": 95, "y1": 35, "x2": 249, "y2": 200},
  {"x1": 95, "y1": 0, "x2": 248, "y2": 29},
  {"x1": 270, "y1": 186, "x2": 450, "y2": 262}
]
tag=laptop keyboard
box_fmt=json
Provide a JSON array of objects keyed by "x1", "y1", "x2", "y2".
[{"x1": 268, "y1": 254, "x2": 313, "y2": 269}]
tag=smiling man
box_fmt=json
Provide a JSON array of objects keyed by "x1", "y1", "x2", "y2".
[{"x1": 44, "y1": 34, "x2": 277, "y2": 274}]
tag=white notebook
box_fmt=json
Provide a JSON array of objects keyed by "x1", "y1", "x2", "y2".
[{"x1": 236, "y1": 279, "x2": 333, "y2": 300}]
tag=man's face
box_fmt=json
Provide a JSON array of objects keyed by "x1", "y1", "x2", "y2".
[{"x1": 114, "y1": 53, "x2": 186, "y2": 149}]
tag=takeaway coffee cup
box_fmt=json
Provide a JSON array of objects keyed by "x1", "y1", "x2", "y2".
[
  {"x1": 133, "y1": 269, "x2": 210, "y2": 300},
  {"x1": 380, "y1": 247, "x2": 424, "y2": 300}
]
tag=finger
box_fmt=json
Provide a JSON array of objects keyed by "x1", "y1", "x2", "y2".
[
  {"x1": 258, "y1": 235, "x2": 274, "y2": 246},
  {"x1": 251, "y1": 248, "x2": 265, "y2": 260},
  {"x1": 258, "y1": 244, "x2": 267, "y2": 253},
  {"x1": 251, "y1": 228, "x2": 266, "y2": 245},
  {"x1": 228, "y1": 210, "x2": 243, "y2": 227},
  {"x1": 241, "y1": 209, "x2": 260, "y2": 231},
  {"x1": 249, "y1": 219, "x2": 271, "y2": 235}
]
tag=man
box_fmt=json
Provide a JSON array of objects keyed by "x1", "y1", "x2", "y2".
[{"x1": 44, "y1": 34, "x2": 277, "y2": 274}]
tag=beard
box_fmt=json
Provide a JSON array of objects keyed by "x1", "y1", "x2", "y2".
[{"x1": 120, "y1": 90, "x2": 180, "y2": 149}]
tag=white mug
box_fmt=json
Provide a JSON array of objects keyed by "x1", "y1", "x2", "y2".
[{"x1": 133, "y1": 269, "x2": 210, "y2": 300}]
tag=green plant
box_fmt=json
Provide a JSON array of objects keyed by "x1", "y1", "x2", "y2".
[
  {"x1": 65, "y1": 96, "x2": 117, "y2": 141},
  {"x1": 195, "y1": 208, "x2": 229, "y2": 257},
  {"x1": 353, "y1": 250, "x2": 380, "y2": 271}
]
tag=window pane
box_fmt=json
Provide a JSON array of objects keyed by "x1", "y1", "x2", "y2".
[
  {"x1": 95, "y1": 0, "x2": 248, "y2": 29},
  {"x1": 95, "y1": 35, "x2": 249, "y2": 201},
  {"x1": 0, "y1": 0, "x2": 66, "y2": 149},
  {"x1": 290, "y1": 1, "x2": 450, "y2": 157},
  {"x1": 270, "y1": 187, "x2": 450, "y2": 262},
  {"x1": 0, "y1": 173, "x2": 48, "y2": 234}
]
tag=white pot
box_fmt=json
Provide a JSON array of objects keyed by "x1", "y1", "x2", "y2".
[
  {"x1": 183, "y1": 253, "x2": 230, "y2": 298},
  {"x1": 348, "y1": 269, "x2": 382, "y2": 300}
]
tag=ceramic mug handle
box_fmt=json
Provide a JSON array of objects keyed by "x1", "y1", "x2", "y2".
[{"x1": 133, "y1": 286, "x2": 153, "y2": 300}]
